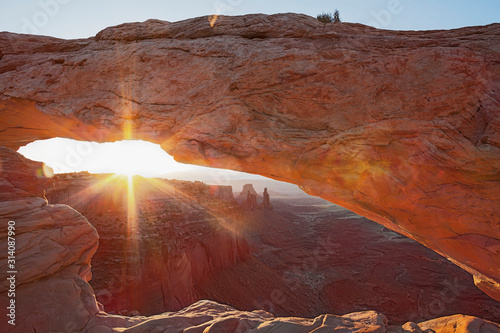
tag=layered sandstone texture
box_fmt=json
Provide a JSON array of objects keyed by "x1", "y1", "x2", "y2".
[
  {"x1": 0, "y1": 147, "x2": 100, "y2": 332},
  {"x1": 0, "y1": 13, "x2": 499, "y2": 331}
]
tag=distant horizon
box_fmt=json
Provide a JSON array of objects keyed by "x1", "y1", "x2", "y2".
[
  {"x1": 18, "y1": 138, "x2": 282, "y2": 186},
  {"x1": 47, "y1": 166, "x2": 310, "y2": 199}
]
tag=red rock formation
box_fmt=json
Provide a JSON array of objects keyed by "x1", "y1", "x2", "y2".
[
  {"x1": 0, "y1": 147, "x2": 498, "y2": 333},
  {"x1": 241, "y1": 191, "x2": 259, "y2": 210},
  {"x1": 39, "y1": 172, "x2": 500, "y2": 323},
  {"x1": 1, "y1": 15, "x2": 498, "y2": 300},
  {"x1": 239, "y1": 185, "x2": 273, "y2": 210},
  {"x1": 236, "y1": 184, "x2": 260, "y2": 203},
  {"x1": 0, "y1": 147, "x2": 100, "y2": 332},
  {"x1": 418, "y1": 315, "x2": 500, "y2": 333},
  {"x1": 260, "y1": 188, "x2": 273, "y2": 210},
  {"x1": 45, "y1": 173, "x2": 249, "y2": 315},
  {"x1": 1, "y1": 13, "x2": 500, "y2": 332},
  {"x1": 209, "y1": 184, "x2": 236, "y2": 201}
]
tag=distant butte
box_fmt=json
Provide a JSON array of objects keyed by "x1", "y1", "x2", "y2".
[{"x1": 0, "y1": 13, "x2": 499, "y2": 332}]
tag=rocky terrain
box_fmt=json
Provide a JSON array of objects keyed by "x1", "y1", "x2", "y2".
[
  {"x1": 45, "y1": 172, "x2": 249, "y2": 315},
  {"x1": 0, "y1": 12, "x2": 499, "y2": 332},
  {"x1": 1, "y1": 147, "x2": 499, "y2": 331},
  {"x1": 238, "y1": 205, "x2": 500, "y2": 324},
  {"x1": 44, "y1": 172, "x2": 500, "y2": 326},
  {"x1": 0, "y1": 148, "x2": 100, "y2": 332}
]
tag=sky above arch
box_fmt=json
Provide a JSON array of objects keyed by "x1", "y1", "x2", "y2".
[{"x1": 0, "y1": 0, "x2": 498, "y2": 39}]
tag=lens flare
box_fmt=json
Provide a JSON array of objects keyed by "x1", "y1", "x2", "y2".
[{"x1": 209, "y1": 15, "x2": 219, "y2": 27}]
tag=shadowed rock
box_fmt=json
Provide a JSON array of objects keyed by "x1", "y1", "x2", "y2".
[
  {"x1": 0, "y1": 147, "x2": 100, "y2": 332},
  {"x1": 241, "y1": 191, "x2": 259, "y2": 210},
  {"x1": 236, "y1": 184, "x2": 259, "y2": 203},
  {"x1": 210, "y1": 185, "x2": 236, "y2": 201},
  {"x1": 260, "y1": 188, "x2": 273, "y2": 210}
]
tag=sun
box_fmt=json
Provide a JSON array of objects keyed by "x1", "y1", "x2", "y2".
[
  {"x1": 17, "y1": 138, "x2": 197, "y2": 177},
  {"x1": 96, "y1": 141, "x2": 162, "y2": 177},
  {"x1": 116, "y1": 168, "x2": 139, "y2": 178},
  {"x1": 122, "y1": 172, "x2": 135, "y2": 186}
]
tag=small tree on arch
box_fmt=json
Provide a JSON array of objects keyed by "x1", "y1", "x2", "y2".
[
  {"x1": 317, "y1": 12, "x2": 333, "y2": 23},
  {"x1": 316, "y1": 9, "x2": 341, "y2": 23},
  {"x1": 333, "y1": 9, "x2": 341, "y2": 23}
]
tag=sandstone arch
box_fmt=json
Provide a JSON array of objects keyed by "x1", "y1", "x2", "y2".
[{"x1": 0, "y1": 14, "x2": 499, "y2": 331}]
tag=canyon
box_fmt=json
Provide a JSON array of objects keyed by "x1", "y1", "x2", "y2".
[
  {"x1": 1, "y1": 156, "x2": 499, "y2": 331},
  {"x1": 43, "y1": 172, "x2": 500, "y2": 323},
  {"x1": 0, "y1": 12, "x2": 499, "y2": 332},
  {"x1": 45, "y1": 172, "x2": 250, "y2": 315}
]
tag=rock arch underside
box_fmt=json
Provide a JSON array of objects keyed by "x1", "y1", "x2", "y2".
[{"x1": 0, "y1": 13, "x2": 499, "y2": 332}]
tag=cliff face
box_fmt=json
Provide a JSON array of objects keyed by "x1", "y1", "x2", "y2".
[
  {"x1": 0, "y1": 13, "x2": 500, "y2": 332},
  {"x1": 209, "y1": 185, "x2": 236, "y2": 201},
  {"x1": 236, "y1": 184, "x2": 259, "y2": 203},
  {"x1": 241, "y1": 192, "x2": 259, "y2": 210},
  {"x1": 0, "y1": 148, "x2": 101, "y2": 332},
  {"x1": 239, "y1": 184, "x2": 274, "y2": 211}
]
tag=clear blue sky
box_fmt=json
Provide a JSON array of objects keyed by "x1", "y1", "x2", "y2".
[{"x1": 0, "y1": 0, "x2": 499, "y2": 39}]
